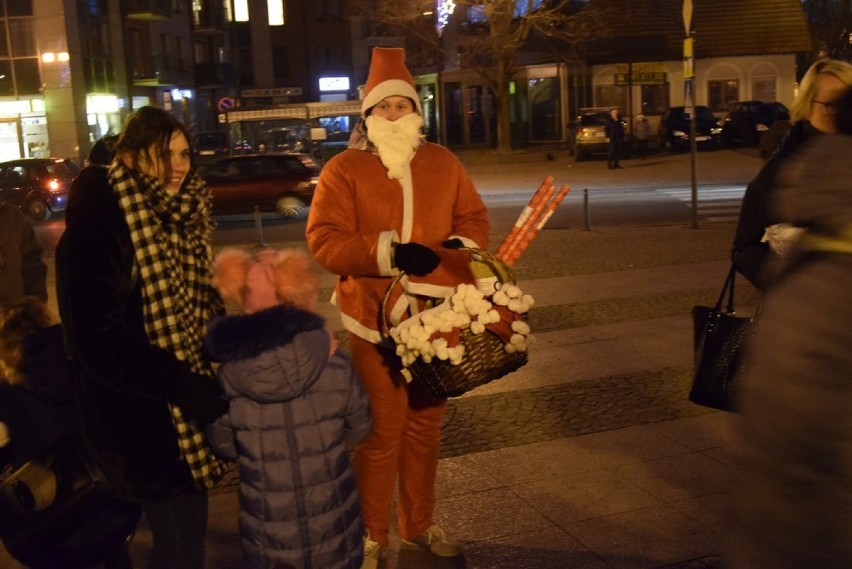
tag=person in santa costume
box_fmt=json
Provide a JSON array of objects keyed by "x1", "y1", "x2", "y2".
[{"x1": 306, "y1": 47, "x2": 490, "y2": 568}]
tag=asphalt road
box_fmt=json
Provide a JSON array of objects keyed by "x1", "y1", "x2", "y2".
[{"x1": 30, "y1": 146, "x2": 763, "y2": 255}]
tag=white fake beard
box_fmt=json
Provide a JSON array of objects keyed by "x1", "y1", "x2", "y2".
[{"x1": 365, "y1": 113, "x2": 424, "y2": 179}]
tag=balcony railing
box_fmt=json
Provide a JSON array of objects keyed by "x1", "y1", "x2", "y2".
[
  {"x1": 130, "y1": 55, "x2": 179, "y2": 86},
  {"x1": 194, "y1": 62, "x2": 234, "y2": 88},
  {"x1": 124, "y1": 0, "x2": 171, "y2": 21}
]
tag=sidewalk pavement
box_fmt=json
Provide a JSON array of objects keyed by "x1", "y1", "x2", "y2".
[
  {"x1": 134, "y1": 223, "x2": 753, "y2": 569},
  {"x1": 1, "y1": 148, "x2": 764, "y2": 569}
]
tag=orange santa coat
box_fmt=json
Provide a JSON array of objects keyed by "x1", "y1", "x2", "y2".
[{"x1": 306, "y1": 142, "x2": 490, "y2": 344}]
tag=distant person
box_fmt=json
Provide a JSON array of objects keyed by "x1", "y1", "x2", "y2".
[
  {"x1": 0, "y1": 198, "x2": 47, "y2": 307},
  {"x1": 633, "y1": 113, "x2": 651, "y2": 159},
  {"x1": 729, "y1": 85, "x2": 852, "y2": 569},
  {"x1": 731, "y1": 58, "x2": 852, "y2": 288},
  {"x1": 605, "y1": 108, "x2": 625, "y2": 169},
  {"x1": 204, "y1": 247, "x2": 371, "y2": 569},
  {"x1": 0, "y1": 296, "x2": 141, "y2": 569},
  {"x1": 84, "y1": 134, "x2": 119, "y2": 167},
  {"x1": 56, "y1": 106, "x2": 228, "y2": 568}
]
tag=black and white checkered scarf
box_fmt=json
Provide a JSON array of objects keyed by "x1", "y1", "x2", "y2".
[{"x1": 109, "y1": 161, "x2": 226, "y2": 490}]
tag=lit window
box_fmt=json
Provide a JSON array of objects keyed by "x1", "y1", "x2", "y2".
[
  {"x1": 268, "y1": 0, "x2": 284, "y2": 25},
  {"x1": 234, "y1": 0, "x2": 249, "y2": 22}
]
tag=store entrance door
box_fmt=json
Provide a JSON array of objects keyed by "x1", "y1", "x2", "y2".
[{"x1": 0, "y1": 120, "x2": 23, "y2": 161}]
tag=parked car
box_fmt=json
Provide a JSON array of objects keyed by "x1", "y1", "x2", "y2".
[
  {"x1": 198, "y1": 153, "x2": 320, "y2": 217},
  {"x1": 192, "y1": 131, "x2": 230, "y2": 165},
  {"x1": 658, "y1": 106, "x2": 722, "y2": 151},
  {"x1": 0, "y1": 157, "x2": 80, "y2": 220},
  {"x1": 569, "y1": 108, "x2": 628, "y2": 161},
  {"x1": 720, "y1": 101, "x2": 790, "y2": 146}
]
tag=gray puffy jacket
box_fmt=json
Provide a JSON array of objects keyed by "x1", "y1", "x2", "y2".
[{"x1": 204, "y1": 305, "x2": 371, "y2": 569}]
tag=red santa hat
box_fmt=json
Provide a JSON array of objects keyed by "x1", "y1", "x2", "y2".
[{"x1": 361, "y1": 47, "x2": 422, "y2": 117}]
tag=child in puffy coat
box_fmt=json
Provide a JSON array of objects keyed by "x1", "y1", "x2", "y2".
[{"x1": 204, "y1": 247, "x2": 371, "y2": 569}]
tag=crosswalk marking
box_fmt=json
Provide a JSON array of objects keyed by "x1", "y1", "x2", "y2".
[{"x1": 654, "y1": 185, "x2": 745, "y2": 223}]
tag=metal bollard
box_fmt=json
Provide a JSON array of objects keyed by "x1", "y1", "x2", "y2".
[
  {"x1": 583, "y1": 188, "x2": 592, "y2": 231},
  {"x1": 254, "y1": 205, "x2": 266, "y2": 247}
]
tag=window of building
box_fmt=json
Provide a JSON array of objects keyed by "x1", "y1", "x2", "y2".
[
  {"x1": 272, "y1": 46, "x2": 288, "y2": 78},
  {"x1": 5, "y1": 0, "x2": 33, "y2": 17},
  {"x1": 268, "y1": 0, "x2": 283, "y2": 25},
  {"x1": 752, "y1": 76, "x2": 777, "y2": 102},
  {"x1": 175, "y1": 37, "x2": 184, "y2": 71},
  {"x1": 640, "y1": 84, "x2": 669, "y2": 115},
  {"x1": 0, "y1": 60, "x2": 13, "y2": 95},
  {"x1": 9, "y1": 18, "x2": 35, "y2": 56},
  {"x1": 13, "y1": 57, "x2": 39, "y2": 94},
  {"x1": 594, "y1": 84, "x2": 628, "y2": 112},
  {"x1": 0, "y1": 11, "x2": 39, "y2": 97},
  {"x1": 707, "y1": 79, "x2": 739, "y2": 111}
]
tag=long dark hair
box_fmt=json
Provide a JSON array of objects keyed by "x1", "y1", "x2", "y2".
[{"x1": 114, "y1": 106, "x2": 193, "y2": 183}]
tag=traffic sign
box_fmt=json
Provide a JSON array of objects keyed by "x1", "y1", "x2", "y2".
[{"x1": 217, "y1": 97, "x2": 236, "y2": 113}]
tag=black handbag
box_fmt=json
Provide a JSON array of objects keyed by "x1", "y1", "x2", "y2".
[
  {"x1": 0, "y1": 432, "x2": 141, "y2": 568},
  {"x1": 689, "y1": 265, "x2": 754, "y2": 412}
]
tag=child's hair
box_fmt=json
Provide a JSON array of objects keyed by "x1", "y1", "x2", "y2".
[
  {"x1": 212, "y1": 248, "x2": 319, "y2": 314},
  {"x1": 0, "y1": 296, "x2": 57, "y2": 385}
]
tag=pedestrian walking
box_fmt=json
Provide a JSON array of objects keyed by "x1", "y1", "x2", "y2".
[
  {"x1": 204, "y1": 247, "x2": 372, "y2": 569},
  {"x1": 56, "y1": 106, "x2": 229, "y2": 568},
  {"x1": 731, "y1": 58, "x2": 852, "y2": 288},
  {"x1": 305, "y1": 46, "x2": 490, "y2": 569},
  {"x1": 605, "y1": 108, "x2": 626, "y2": 168},
  {"x1": 633, "y1": 113, "x2": 651, "y2": 159},
  {"x1": 729, "y1": 85, "x2": 852, "y2": 569},
  {"x1": 0, "y1": 199, "x2": 47, "y2": 307}
]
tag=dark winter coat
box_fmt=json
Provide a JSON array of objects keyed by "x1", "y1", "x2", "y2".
[
  {"x1": 0, "y1": 324, "x2": 141, "y2": 569},
  {"x1": 56, "y1": 166, "x2": 209, "y2": 501},
  {"x1": 0, "y1": 199, "x2": 47, "y2": 305},
  {"x1": 730, "y1": 120, "x2": 820, "y2": 288},
  {"x1": 204, "y1": 305, "x2": 371, "y2": 569},
  {"x1": 730, "y1": 135, "x2": 852, "y2": 569}
]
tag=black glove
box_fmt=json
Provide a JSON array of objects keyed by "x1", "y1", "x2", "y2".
[
  {"x1": 393, "y1": 242, "x2": 440, "y2": 276},
  {"x1": 170, "y1": 371, "x2": 228, "y2": 425},
  {"x1": 442, "y1": 238, "x2": 464, "y2": 250}
]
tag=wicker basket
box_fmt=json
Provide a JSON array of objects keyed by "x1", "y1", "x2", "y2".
[{"x1": 381, "y1": 248, "x2": 529, "y2": 399}]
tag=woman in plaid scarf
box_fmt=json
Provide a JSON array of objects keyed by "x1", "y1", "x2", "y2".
[{"x1": 57, "y1": 107, "x2": 228, "y2": 568}]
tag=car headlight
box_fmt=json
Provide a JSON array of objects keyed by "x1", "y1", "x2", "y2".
[
  {"x1": 673, "y1": 130, "x2": 687, "y2": 138},
  {"x1": 711, "y1": 126, "x2": 722, "y2": 135},
  {"x1": 756, "y1": 123, "x2": 769, "y2": 132}
]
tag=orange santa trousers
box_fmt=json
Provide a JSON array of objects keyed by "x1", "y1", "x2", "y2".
[{"x1": 348, "y1": 334, "x2": 447, "y2": 545}]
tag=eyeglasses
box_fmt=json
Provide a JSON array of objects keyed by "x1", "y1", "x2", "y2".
[{"x1": 813, "y1": 100, "x2": 839, "y2": 115}]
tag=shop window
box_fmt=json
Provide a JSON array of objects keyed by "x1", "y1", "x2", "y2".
[
  {"x1": 708, "y1": 79, "x2": 739, "y2": 111},
  {"x1": 529, "y1": 77, "x2": 559, "y2": 141},
  {"x1": 594, "y1": 84, "x2": 627, "y2": 112},
  {"x1": 752, "y1": 76, "x2": 777, "y2": 102},
  {"x1": 640, "y1": 84, "x2": 669, "y2": 115}
]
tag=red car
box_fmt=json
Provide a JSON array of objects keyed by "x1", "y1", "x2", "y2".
[{"x1": 199, "y1": 153, "x2": 320, "y2": 217}]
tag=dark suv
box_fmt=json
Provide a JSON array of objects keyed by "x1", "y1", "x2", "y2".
[
  {"x1": 721, "y1": 101, "x2": 789, "y2": 146},
  {"x1": 0, "y1": 158, "x2": 80, "y2": 220},
  {"x1": 658, "y1": 106, "x2": 722, "y2": 151},
  {"x1": 199, "y1": 153, "x2": 320, "y2": 217}
]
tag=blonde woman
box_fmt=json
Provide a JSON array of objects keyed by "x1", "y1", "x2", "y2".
[{"x1": 731, "y1": 58, "x2": 852, "y2": 289}]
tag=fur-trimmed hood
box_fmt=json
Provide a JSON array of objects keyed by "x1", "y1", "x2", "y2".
[{"x1": 204, "y1": 304, "x2": 330, "y2": 403}]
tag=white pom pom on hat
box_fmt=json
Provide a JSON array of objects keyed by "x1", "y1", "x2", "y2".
[{"x1": 361, "y1": 47, "x2": 423, "y2": 117}]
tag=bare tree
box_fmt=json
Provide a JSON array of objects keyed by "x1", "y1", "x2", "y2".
[
  {"x1": 801, "y1": 0, "x2": 852, "y2": 60},
  {"x1": 353, "y1": 0, "x2": 610, "y2": 152}
]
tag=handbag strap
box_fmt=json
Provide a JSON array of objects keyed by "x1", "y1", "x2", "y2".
[{"x1": 714, "y1": 265, "x2": 737, "y2": 314}]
